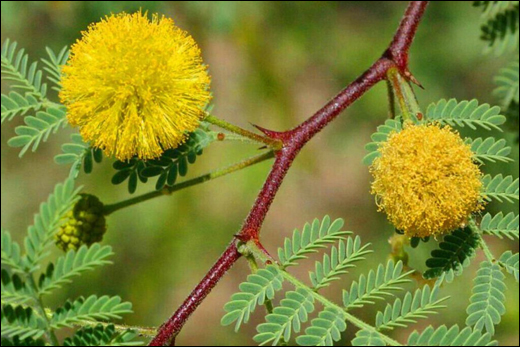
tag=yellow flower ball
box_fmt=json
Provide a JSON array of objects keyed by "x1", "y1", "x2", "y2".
[
  {"x1": 60, "y1": 12, "x2": 211, "y2": 161},
  {"x1": 370, "y1": 124, "x2": 484, "y2": 238}
]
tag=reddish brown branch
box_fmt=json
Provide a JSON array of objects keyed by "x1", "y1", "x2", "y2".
[
  {"x1": 150, "y1": 243, "x2": 241, "y2": 346},
  {"x1": 150, "y1": 2, "x2": 429, "y2": 345}
]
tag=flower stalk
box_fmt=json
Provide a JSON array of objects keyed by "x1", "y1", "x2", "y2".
[
  {"x1": 103, "y1": 151, "x2": 275, "y2": 216},
  {"x1": 205, "y1": 114, "x2": 283, "y2": 149}
]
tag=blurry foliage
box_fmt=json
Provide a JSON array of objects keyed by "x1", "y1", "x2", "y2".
[{"x1": 1, "y1": 1, "x2": 519, "y2": 346}]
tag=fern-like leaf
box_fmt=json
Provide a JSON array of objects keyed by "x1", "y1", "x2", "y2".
[
  {"x1": 1, "y1": 305, "x2": 46, "y2": 340},
  {"x1": 1, "y1": 40, "x2": 47, "y2": 99},
  {"x1": 474, "y1": 1, "x2": 519, "y2": 18},
  {"x1": 363, "y1": 118, "x2": 403, "y2": 165},
  {"x1": 423, "y1": 227, "x2": 479, "y2": 280},
  {"x1": 1, "y1": 229, "x2": 24, "y2": 273},
  {"x1": 23, "y1": 178, "x2": 81, "y2": 273},
  {"x1": 480, "y1": 4, "x2": 519, "y2": 55},
  {"x1": 310, "y1": 236, "x2": 372, "y2": 290},
  {"x1": 375, "y1": 285, "x2": 449, "y2": 331},
  {"x1": 407, "y1": 324, "x2": 497, "y2": 346},
  {"x1": 41, "y1": 46, "x2": 68, "y2": 92},
  {"x1": 481, "y1": 174, "x2": 519, "y2": 203},
  {"x1": 1, "y1": 336, "x2": 46, "y2": 346},
  {"x1": 38, "y1": 244, "x2": 114, "y2": 296},
  {"x1": 62, "y1": 324, "x2": 140, "y2": 346},
  {"x1": 494, "y1": 60, "x2": 519, "y2": 107},
  {"x1": 1, "y1": 92, "x2": 42, "y2": 124},
  {"x1": 254, "y1": 288, "x2": 315, "y2": 346},
  {"x1": 479, "y1": 212, "x2": 519, "y2": 240},
  {"x1": 50, "y1": 295, "x2": 133, "y2": 329},
  {"x1": 278, "y1": 216, "x2": 350, "y2": 268},
  {"x1": 466, "y1": 261, "x2": 506, "y2": 336},
  {"x1": 469, "y1": 137, "x2": 513, "y2": 164},
  {"x1": 55, "y1": 134, "x2": 103, "y2": 179},
  {"x1": 500, "y1": 251, "x2": 519, "y2": 282},
  {"x1": 352, "y1": 330, "x2": 386, "y2": 346},
  {"x1": 295, "y1": 308, "x2": 347, "y2": 346},
  {"x1": 425, "y1": 99, "x2": 506, "y2": 131},
  {"x1": 112, "y1": 129, "x2": 215, "y2": 194},
  {"x1": 222, "y1": 266, "x2": 284, "y2": 332},
  {"x1": 1, "y1": 270, "x2": 31, "y2": 306},
  {"x1": 8, "y1": 106, "x2": 68, "y2": 157},
  {"x1": 343, "y1": 260, "x2": 412, "y2": 310}
]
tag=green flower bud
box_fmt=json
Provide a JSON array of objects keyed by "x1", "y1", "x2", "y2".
[{"x1": 55, "y1": 194, "x2": 107, "y2": 252}]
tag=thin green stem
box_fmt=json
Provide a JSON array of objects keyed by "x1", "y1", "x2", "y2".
[
  {"x1": 386, "y1": 79, "x2": 397, "y2": 119},
  {"x1": 245, "y1": 242, "x2": 403, "y2": 346},
  {"x1": 103, "y1": 151, "x2": 275, "y2": 216},
  {"x1": 387, "y1": 67, "x2": 421, "y2": 122},
  {"x1": 71, "y1": 319, "x2": 157, "y2": 338},
  {"x1": 27, "y1": 275, "x2": 60, "y2": 346},
  {"x1": 470, "y1": 220, "x2": 498, "y2": 264},
  {"x1": 242, "y1": 248, "x2": 275, "y2": 315},
  {"x1": 218, "y1": 132, "x2": 267, "y2": 146},
  {"x1": 205, "y1": 114, "x2": 282, "y2": 149}
]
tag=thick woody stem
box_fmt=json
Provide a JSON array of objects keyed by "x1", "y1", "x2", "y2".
[
  {"x1": 150, "y1": 2, "x2": 429, "y2": 345},
  {"x1": 150, "y1": 243, "x2": 241, "y2": 346}
]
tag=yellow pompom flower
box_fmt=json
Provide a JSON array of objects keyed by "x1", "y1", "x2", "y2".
[
  {"x1": 60, "y1": 12, "x2": 211, "y2": 161},
  {"x1": 370, "y1": 124, "x2": 484, "y2": 238}
]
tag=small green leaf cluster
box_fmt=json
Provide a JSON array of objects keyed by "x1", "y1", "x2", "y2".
[
  {"x1": 111, "y1": 128, "x2": 216, "y2": 194},
  {"x1": 474, "y1": 1, "x2": 519, "y2": 55},
  {"x1": 2, "y1": 40, "x2": 70, "y2": 157},
  {"x1": 1, "y1": 179, "x2": 138, "y2": 346}
]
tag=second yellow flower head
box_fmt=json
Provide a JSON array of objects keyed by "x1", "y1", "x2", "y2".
[{"x1": 370, "y1": 124, "x2": 484, "y2": 238}]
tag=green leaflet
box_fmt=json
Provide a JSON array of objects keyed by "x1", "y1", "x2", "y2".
[
  {"x1": 1, "y1": 92, "x2": 42, "y2": 124},
  {"x1": 352, "y1": 330, "x2": 386, "y2": 346},
  {"x1": 343, "y1": 261, "x2": 413, "y2": 310},
  {"x1": 278, "y1": 216, "x2": 351, "y2": 268},
  {"x1": 1, "y1": 270, "x2": 31, "y2": 306},
  {"x1": 23, "y1": 178, "x2": 82, "y2": 273},
  {"x1": 423, "y1": 227, "x2": 480, "y2": 280},
  {"x1": 221, "y1": 266, "x2": 284, "y2": 332},
  {"x1": 469, "y1": 137, "x2": 513, "y2": 164},
  {"x1": 1, "y1": 229, "x2": 24, "y2": 273},
  {"x1": 254, "y1": 288, "x2": 315, "y2": 346},
  {"x1": 494, "y1": 60, "x2": 519, "y2": 107},
  {"x1": 1, "y1": 305, "x2": 46, "y2": 341},
  {"x1": 111, "y1": 128, "x2": 216, "y2": 194},
  {"x1": 466, "y1": 262, "x2": 507, "y2": 336},
  {"x1": 41, "y1": 46, "x2": 69, "y2": 92},
  {"x1": 8, "y1": 106, "x2": 68, "y2": 157},
  {"x1": 55, "y1": 134, "x2": 103, "y2": 179},
  {"x1": 62, "y1": 324, "x2": 141, "y2": 346},
  {"x1": 407, "y1": 324, "x2": 497, "y2": 346},
  {"x1": 295, "y1": 308, "x2": 347, "y2": 346},
  {"x1": 479, "y1": 212, "x2": 519, "y2": 240},
  {"x1": 50, "y1": 295, "x2": 133, "y2": 329},
  {"x1": 375, "y1": 285, "x2": 449, "y2": 331},
  {"x1": 38, "y1": 245, "x2": 114, "y2": 296},
  {"x1": 425, "y1": 99, "x2": 506, "y2": 131},
  {"x1": 309, "y1": 236, "x2": 372, "y2": 290},
  {"x1": 363, "y1": 118, "x2": 403, "y2": 165},
  {"x1": 1, "y1": 39, "x2": 47, "y2": 99},
  {"x1": 478, "y1": 3, "x2": 519, "y2": 55},
  {"x1": 481, "y1": 174, "x2": 519, "y2": 203},
  {"x1": 500, "y1": 251, "x2": 519, "y2": 282}
]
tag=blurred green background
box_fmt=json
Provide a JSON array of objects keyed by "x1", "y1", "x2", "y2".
[{"x1": 1, "y1": 1, "x2": 519, "y2": 346}]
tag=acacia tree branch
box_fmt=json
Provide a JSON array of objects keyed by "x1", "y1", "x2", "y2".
[{"x1": 150, "y1": 2, "x2": 429, "y2": 345}]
